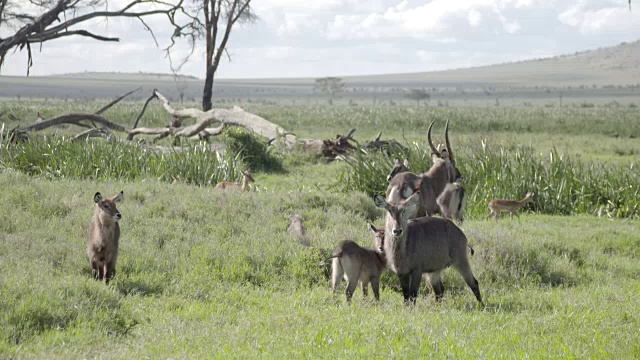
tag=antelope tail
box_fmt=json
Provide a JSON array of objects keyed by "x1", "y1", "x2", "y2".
[{"x1": 319, "y1": 255, "x2": 340, "y2": 265}]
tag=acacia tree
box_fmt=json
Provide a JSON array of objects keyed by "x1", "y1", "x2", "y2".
[
  {"x1": 167, "y1": 0, "x2": 256, "y2": 111},
  {"x1": 314, "y1": 77, "x2": 345, "y2": 105},
  {"x1": 0, "y1": 0, "x2": 185, "y2": 75},
  {"x1": 405, "y1": 88, "x2": 430, "y2": 107}
]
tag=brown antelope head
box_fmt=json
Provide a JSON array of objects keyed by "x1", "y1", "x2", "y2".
[
  {"x1": 367, "y1": 222, "x2": 385, "y2": 252},
  {"x1": 94, "y1": 191, "x2": 123, "y2": 222},
  {"x1": 386, "y1": 158, "x2": 410, "y2": 182},
  {"x1": 242, "y1": 170, "x2": 255, "y2": 183},
  {"x1": 374, "y1": 193, "x2": 421, "y2": 237},
  {"x1": 428, "y1": 120, "x2": 462, "y2": 182}
]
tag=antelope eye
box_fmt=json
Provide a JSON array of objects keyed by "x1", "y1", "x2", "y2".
[{"x1": 104, "y1": 204, "x2": 110, "y2": 209}]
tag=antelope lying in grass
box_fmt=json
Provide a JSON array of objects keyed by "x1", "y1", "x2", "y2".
[
  {"x1": 386, "y1": 120, "x2": 462, "y2": 219},
  {"x1": 288, "y1": 214, "x2": 310, "y2": 247},
  {"x1": 215, "y1": 170, "x2": 254, "y2": 191},
  {"x1": 374, "y1": 193, "x2": 483, "y2": 305},
  {"x1": 436, "y1": 181, "x2": 467, "y2": 225},
  {"x1": 88, "y1": 191, "x2": 123, "y2": 283},
  {"x1": 486, "y1": 192, "x2": 534, "y2": 222},
  {"x1": 321, "y1": 224, "x2": 387, "y2": 302}
]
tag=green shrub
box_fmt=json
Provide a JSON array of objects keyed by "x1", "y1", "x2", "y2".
[
  {"x1": 0, "y1": 137, "x2": 243, "y2": 186},
  {"x1": 222, "y1": 127, "x2": 285, "y2": 173},
  {"x1": 339, "y1": 143, "x2": 640, "y2": 219}
]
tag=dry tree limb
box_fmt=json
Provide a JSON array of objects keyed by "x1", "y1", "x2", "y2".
[
  {"x1": 69, "y1": 127, "x2": 115, "y2": 142},
  {"x1": 22, "y1": 114, "x2": 125, "y2": 132},
  {"x1": 127, "y1": 92, "x2": 159, "y2": 140},
  {"x1": 142, "y1": 89, "x2": 297, "y2": 147}
]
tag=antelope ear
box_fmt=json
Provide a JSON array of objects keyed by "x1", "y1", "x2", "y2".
[
  {"x1": 373, "y1": 195, "x2": 388, "y2": 209},
  {"x1": 394, "y1": 158, "x2": 401, "y2": 165},
  {"x1": 403, "y1": 159, "x2": 409, "y2": 167},
  {"x1": 113, "y1": 191, "x2": 124, "y2": 203},
  {"x1": 367, "y1": 222, "x2": 377, "y2": 233},
  {"x1": 94, "y1": 192, "x2": 102, "y2": 203}
]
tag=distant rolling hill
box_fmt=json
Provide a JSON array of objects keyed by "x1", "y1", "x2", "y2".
[{"x1": 1, "y1": 40, "x2": 639, "y2": 103}]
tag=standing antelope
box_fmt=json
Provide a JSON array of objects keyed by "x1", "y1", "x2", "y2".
[
  {"x1": 215, "y1": 170, "x2": 254, "y2": 191},
  {"x1": 436, "y1": 181, "x2": 467, "y2": 225},
  {"x1": 386, "y1": 120, "x2": 462, "y2": 219},
  {"x1": 486, "y1": 192, "x2": 534, "y2": 222},
  {"x1": 374, "y1": 193, "x2": 482, "y2": 304},
  {"x1": 321, "y1": 225, "x2": 387, "y2": 302},
  {"x1": 88, "y1": 191, "x2": 123, "y2": 283}
]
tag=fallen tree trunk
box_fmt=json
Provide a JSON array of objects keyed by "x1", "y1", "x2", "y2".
[
  {"x1": 22, "y1": 113, "x2": 126, "y2": 132},
  {"x1": 141, "y1": 90, "x2": 297, "y2": 147}
]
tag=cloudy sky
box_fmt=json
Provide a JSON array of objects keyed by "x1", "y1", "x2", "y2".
[{"x1": 2, "y1": 0, "x2": 640, "y2": 79}]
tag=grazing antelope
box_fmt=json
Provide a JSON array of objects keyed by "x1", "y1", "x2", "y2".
[
  {"x1": 288, "y1": 214, "x2": 310, "y2": 247},
  {"x1": 374, "y1": 193, "x2": 482, "y2": 305},
  {"x1": 321, "y1": 228, "x2": 387, "y2": 302},
  {"x1": 386, "y1": 120, "x2": 462, "y2": 219},
  {"x1": 215, "y1": 170, "x2": 254, "y2": 191},
  {"x1": 486, "y1": 192, "x2": 534, "y2": 222},
  {"x1": 436, "y1": 181, "x2": 467, "y2": 225},
  {"x1": 88, "y1": 191, "x2": 123, "y2": 283}
]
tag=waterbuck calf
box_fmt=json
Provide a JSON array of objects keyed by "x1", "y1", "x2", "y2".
[
  {"x1": 436, "y1": 181, "x2": 467, "y2": 225},
  {"x1": 374, "y1": 193, "x2": 482, "y2": 304},
  {"x1": 215, "y1": 170, "x2": 254, "y2": 191},
  {"x1": 88, "y1": 191, "x2": 123, "y2": 283},
  {"x1": 322, "y1": 234, "x2": 386, "y2": 302},
  {"x1": 486, "y1": 192, "x2": 534, "y2": 222},
  {"x1": 386, "y1": 120, "x2": 462, "y2": 219}
]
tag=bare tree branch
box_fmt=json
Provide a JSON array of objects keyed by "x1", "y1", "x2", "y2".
[{"x1": 0, "y1": 0, "x2": 186, "y2": 74}]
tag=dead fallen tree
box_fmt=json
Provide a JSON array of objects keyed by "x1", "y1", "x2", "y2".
[
  {"x1": 301, "y1": 128, "x2": 358, "y2": 160},
  {"x1": 125, "y1": 90, "x2": 297, "y2": 147}
]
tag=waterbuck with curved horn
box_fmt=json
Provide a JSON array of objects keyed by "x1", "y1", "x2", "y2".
[
  {"x1": 386, "y1": 120, "x2": 462, "y2": 219},
  {"x1": 374, "y1": 193, "x2": 482, "y2": 304}
]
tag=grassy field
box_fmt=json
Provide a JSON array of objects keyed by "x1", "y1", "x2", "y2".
[{"x1": 1, "y1": 100, "x2": 639, "y2": 358}]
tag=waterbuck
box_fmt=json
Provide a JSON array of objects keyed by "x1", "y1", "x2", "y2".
[
  {"x1": 436, "y1": 181, "x2": 467, "y2": 225},
  {"x1": 288, "y1": 214, "x2": 310, "y2": 247},
  {"x1": 486, "y1": 192, "x2": 534, "y2": 222},
  {"x1": 321, "y1": 231, "x2": 387, "y2": 302},
  {"x1": 374, "y1": 193, "x2": 482, "y2": 304},
  {"x1": 88, "y1": 191, "x2": 123, "y2": 283},
  {"x1": 215, "y1": 170, "x2": 254, "y2": 191},
  {"x1": 386, "y1": 120, "x2": 462, "y2": 219}
]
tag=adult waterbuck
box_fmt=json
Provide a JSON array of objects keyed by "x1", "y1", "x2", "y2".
[
  {"x1": 386, "y1": 120, "x2": 462, "y2": 219},
  {"x1": 436, "y1": 181, "x2": 467, "y2": 225},
  {"x1": 374, "y1": 193, "x2": 482, "y2": 304},
  {"x1": 88, "y1": 191, "x2": 123, "y2": 283}
]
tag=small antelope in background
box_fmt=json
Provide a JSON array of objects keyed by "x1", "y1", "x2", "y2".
[
  {"x1": 321, "y1": 227, "x2": 386, "y2": 302},
  {"x1": 288, "y1": 214, "x2": 310, "y2": 247},
  {"x1": 374, "y1": 193, "x2": 482, "y2": 305},
  {"x1": 436, "y1": 181, "x2": 467, "y2": 225},
  {"x1": 215, "y1": 170, "x2": 254, "y2": 191},
  {"x1": 88, "y1": 191, "x2": 123, "y2": 283},
  {"x1": 486, "y1": 192, "x2": 534, "y2": 222}
]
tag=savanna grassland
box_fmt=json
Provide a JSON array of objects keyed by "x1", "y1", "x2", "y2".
[{"x1": 1, "y1": 99, "x2": 639, "y2": 358}]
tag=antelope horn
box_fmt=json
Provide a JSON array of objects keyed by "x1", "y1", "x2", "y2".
[
  {"x1": 427, "y1": 120, "x2": 441, "y2": 157},
  {"x1": 445, "y1": 119, "x2": 454, "y2": 162}
]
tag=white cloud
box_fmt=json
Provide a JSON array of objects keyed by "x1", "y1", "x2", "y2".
[{"x1": 2, "y1": 0, "x2": 640, "y2": 78}]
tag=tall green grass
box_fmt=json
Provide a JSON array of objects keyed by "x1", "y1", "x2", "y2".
[
  {"x1": 339, "y1": 142, "x2": 640, "y2": 219},
  {"x1": 0, "y1": 134, "x2": 244, "y2": 186}
]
